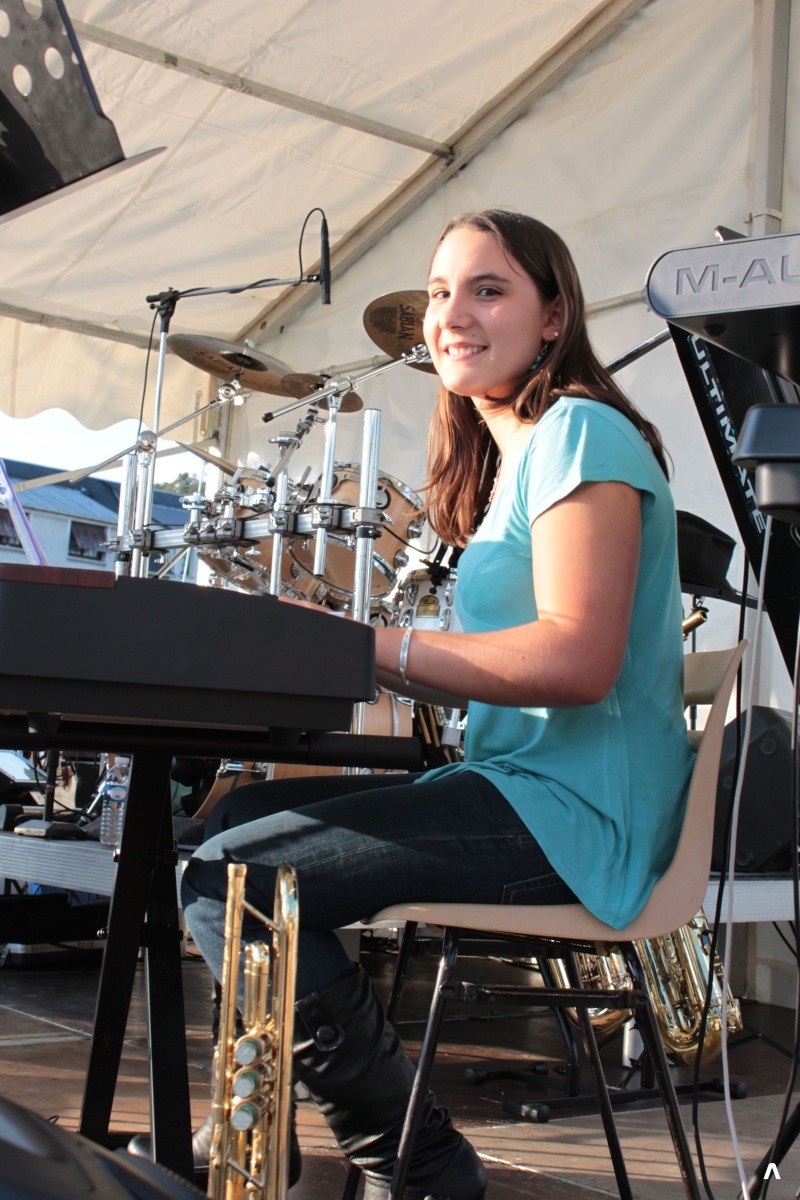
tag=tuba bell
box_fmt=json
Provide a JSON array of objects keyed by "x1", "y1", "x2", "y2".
[
  {"x1": 208, "y1": 862, "x2": 299, "y2": 1200},
  {"x1": 544, "y1": 907, "x2": 741, "y2": 1066}
]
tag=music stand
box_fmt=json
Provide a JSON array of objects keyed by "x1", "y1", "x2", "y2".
[{"x1": 0, "y1": 0, "x2": 161, "y2": 223}]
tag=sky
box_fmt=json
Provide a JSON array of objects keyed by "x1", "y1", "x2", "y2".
[{"x1": 0, "y1": 407, "x2": 201, "y2": 487}]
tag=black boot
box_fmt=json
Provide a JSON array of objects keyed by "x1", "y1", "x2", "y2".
[
  {"x1": 127, "y1": 1104, "x2": 302, "y2": 1186},
  {"x1": 294, "y1": 965, "x2": 486, "y2": 1200}
]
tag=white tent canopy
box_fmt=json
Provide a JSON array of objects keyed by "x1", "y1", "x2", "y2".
[{"x1": 1, "y1": 0, "x2": 798, "y2": 704}]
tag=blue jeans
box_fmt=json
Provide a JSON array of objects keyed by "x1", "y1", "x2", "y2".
[{"x1": 181, "y1": 770, "x2": 577, "y2": 1000}]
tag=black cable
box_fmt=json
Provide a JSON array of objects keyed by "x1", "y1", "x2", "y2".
[
  {"x1": 760, "y1": 602, "x2": 800, "y2": 1200},
  {"x1": 136, "y1": 305, "x2": 160, "y2": 438},
  {"x1": 771, "y1": 922, "x2": 798, "y2": 962},
  {"x1": 691, "y1": 548, "x2": 750, "y2": 1199},
  {"x1": 137, "y1": 208, "x2": 320, "y2": 443},
  {"x1": 297, "y1": 207, "x2": 325, "y2": 282}
]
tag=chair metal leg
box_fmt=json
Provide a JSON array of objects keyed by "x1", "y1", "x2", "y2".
[
  {"x1": 566, "y1": 952, "x2": 634, "y2": 1200},
  {"x1": 622, "y1": 945, "x2": 702, "y2": 1200},
  {"x1": 340, "y1": 921, "x2": 419, "y2": 1200},
  {"x1": 389, "y1": 927, "x2": 461, "y2": 1200}
]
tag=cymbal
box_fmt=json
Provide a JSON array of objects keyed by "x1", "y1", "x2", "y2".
[
  {"x1": 167, "y1": 334, "x2": 296, "y2": 394},
  {"x1": 280, "y1": 373, "x2": 363, "y2": 412},
  {"x1": 362, "y1": 291, "x2": 435, "y2": 373}
]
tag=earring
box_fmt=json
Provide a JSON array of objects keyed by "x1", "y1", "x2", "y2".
[{"x1": 529, "y1": 343, "x2": 548, "y2": 372}]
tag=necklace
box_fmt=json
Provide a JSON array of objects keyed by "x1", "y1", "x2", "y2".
[
  {"x1": 486, "y1": 423, "x2": 530, "y2": 509},
  {"x1": 487, "y1": 458, "x2": 503, "y2": 508}
]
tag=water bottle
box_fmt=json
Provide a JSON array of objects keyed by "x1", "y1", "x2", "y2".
[{"x1": 99, "y1": 758, "x2": 130, "y2": 848}]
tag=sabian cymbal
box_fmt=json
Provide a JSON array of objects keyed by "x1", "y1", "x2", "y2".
[
  {"x1": 280, "y1": 373, "x2": 363, "y2": 412},
  {"x1": 362, "y1": 291, "x2": 435, "y2": 373},
  {"x1": 167, "y1": 334, "x2": 296, "y2": 394}
]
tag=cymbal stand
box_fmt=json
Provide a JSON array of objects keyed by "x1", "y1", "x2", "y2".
[
  {"x1": 349, "y1": 408, "x2": 382, "y2": 747},
  {"x1": 269, "y1": 470, "x2": 290, "y2": 596},
  {"x1": 130, "y1": 432, "x2": 157, "y2": 578},
  {"x1": 313, "y1": 394, "x2": 342, "y2": 580},
  {"x1": 352, "y1": 408, "x2": 381, "y2": 627},
  {"x1": 114, "y1": 452, "x2": 137, "y2": 578},
  {"x1": 265, "y1": 404, "x2": 324, "y2": 595},
  {"x1": 112, "y1": 381, "x2": 248, "y2": 575},
  {"x1": 113, "y1": 431, "x2": 157, "y2": 578},
  {"x1": 265, "y1": 402, "x2": 320, "y2": 486}
]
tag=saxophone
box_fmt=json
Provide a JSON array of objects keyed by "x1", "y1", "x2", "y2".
[
  {"x1": 545, "y1": 908, "x2": 742, "y2": 1066},
  {"x1": 208, "y1": 862, "x2": 299, "y2": 1200}
]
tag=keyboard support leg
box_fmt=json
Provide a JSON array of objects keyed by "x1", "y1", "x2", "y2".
[{"x1": 78, "y1": 750, "x2": 193, "y2": 1181}]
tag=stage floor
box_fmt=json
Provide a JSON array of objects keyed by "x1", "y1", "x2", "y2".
[{"x1": 1, "y1": 934, "x2": 799, "y2": 1199}]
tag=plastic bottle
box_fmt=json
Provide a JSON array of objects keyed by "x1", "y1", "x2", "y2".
[{"x1": 99, "y1": 758, "x2": 131, "y2": 848}]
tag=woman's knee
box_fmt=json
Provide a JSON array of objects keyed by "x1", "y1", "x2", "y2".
[{"x1": 181, "y1": 847, "x2": 229, "y2": 911}]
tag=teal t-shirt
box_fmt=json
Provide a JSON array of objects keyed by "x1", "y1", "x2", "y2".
[{"x1": 419, "y1": 396, "x2": 695, "y2": 929}]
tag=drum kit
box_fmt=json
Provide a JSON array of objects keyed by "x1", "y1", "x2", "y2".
[{"x1": 106, "y1": 289, "x2": 461, "y2": 779}]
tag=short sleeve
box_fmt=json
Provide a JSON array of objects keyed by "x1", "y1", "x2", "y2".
[{"x1": 520, "y1": 398, "x2": 658, "y2": 526}]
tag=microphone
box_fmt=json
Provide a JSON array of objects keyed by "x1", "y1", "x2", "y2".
[{"x1": 320, "y1": 214, "x2": 331, "y2": 305}]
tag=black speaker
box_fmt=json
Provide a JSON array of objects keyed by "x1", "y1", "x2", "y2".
[
  {"x1": 712, "y1": 706, "x2": 796, "y2": 872},
  {"x1": 0, "y1": 1095, "x2": 203, "y2": 1198}
]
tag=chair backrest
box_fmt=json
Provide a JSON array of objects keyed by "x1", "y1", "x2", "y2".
[
  {"x1": 626, "y1": 639, "x2": 747, "y2": 938},
  {"x1": 366, "y1": 641, "x2": 747, "y2": 946}
]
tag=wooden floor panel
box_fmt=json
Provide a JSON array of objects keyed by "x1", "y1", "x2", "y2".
[{"x1": 1, "y1": 938, "x2": 799, "y2": 1197}]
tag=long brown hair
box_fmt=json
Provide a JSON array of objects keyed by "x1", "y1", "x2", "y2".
[{"x1": 424, "y1": 209, "x2": 668, "y2": 547}]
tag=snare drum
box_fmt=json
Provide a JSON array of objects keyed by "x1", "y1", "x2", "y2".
[{"x1": 289, "y1": 464, "x2": 425, "y2": 608}]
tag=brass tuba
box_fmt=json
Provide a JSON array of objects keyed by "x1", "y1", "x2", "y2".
[
  {"x1": 634, "y1": 908, "x2": 742, "y2": 1066},
  {"x1": 208, "y1": 862, "x2": 299, "y2": 1200},
  {"x1": 545, "y1": 907, "x2": 741, "y2": 1066}
]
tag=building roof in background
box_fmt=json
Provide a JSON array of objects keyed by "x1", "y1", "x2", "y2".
[{"x1": 3, "y1": 459, "x2": 187, "y2": 528}]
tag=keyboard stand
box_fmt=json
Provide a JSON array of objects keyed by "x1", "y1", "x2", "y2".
[{"x1": 79, "y1": 748, "x2": 193, "y2": 1180}]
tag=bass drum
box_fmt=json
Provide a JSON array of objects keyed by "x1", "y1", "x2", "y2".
[
  {"x1": 289, "y1": 464, "x2": 425, "y2": 609},
  {"x1": 194, "y1": 691, "x2": 413, "y2": 821},
  {"x1": 269, "y1": 690, "x2": 413, "y2": 780}
]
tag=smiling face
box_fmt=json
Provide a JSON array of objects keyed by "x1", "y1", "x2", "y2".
[{"x1": 423, "y1": 225, "x2": 561, "y2": 405}]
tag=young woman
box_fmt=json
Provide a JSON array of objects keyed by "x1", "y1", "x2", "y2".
[{"x1": 178, "y1": 209, "x2": 695, "y2": 1198}]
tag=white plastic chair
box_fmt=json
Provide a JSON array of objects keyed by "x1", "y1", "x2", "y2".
[{"x1": 354, "y1": 641, "x2": 746, "y2": 1200}]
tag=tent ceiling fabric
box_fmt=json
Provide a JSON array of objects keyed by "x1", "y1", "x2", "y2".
[{"x1": 0, "y1": 0, "x2": 648, "y2": 428}]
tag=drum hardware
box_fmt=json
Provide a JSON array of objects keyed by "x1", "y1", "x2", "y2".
[
  {"x1": 279, "y1": 373, "x2": 363, "y2": 412},
  {"x1": 439, "y1": 708, "x2": 464, "y2": 749},
  {"x1": 117, "y1": 350, "x2": 429, "y2": 591},
  {"x1": 111, "y1": 379, "x2": 256, "y2": 577},
  {"x1": 151, "y1": 545, "x2": 192, "y2": 581},
  {"x1": 130, "y1": 431, "x2": 156, "y2": 578},
  {"x1": 264, "y1": 346, "x2": 429, "y2": 599},
  {"x1": 289, "y1": 464, "x2": 425, "y2": 610},
  {"x1": 312, "y1": 391, "x2": 342, "y2": 581},
  {"x1": 385, "y1": 563, "x2": 460, "y2": 634},
  {"x1": 270, "y1": 471, "x2": 291, "y2": 594}
]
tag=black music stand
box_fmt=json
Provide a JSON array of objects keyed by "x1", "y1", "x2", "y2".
[{"x1": 0, "y1": 0, "x2": 161, "y2": 222}]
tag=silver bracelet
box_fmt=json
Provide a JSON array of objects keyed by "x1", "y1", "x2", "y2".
[{"x1": 398, "y1": 628, "x2": 413, "y2": 689}]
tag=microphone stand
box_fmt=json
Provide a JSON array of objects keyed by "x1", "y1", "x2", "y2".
[{"x1": 132, "y1": 270, "x2": 320, "y2": 577}]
